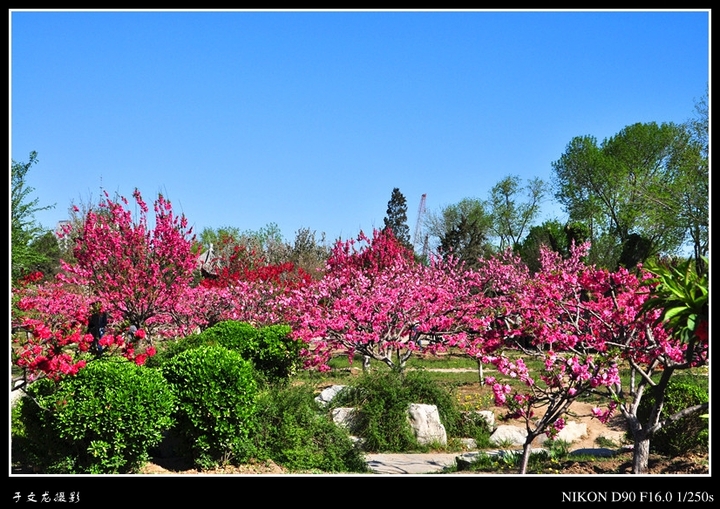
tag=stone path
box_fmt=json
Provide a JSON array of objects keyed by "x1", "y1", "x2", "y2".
[{"x1": 364, "y1": 453, "x2": 460, "y2": 474}]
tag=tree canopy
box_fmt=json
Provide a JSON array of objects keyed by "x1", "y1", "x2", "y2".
[
  {"x1": 11, "y1": 151, "x2": 56, "y2": 285},
  {"x1": 551, "y1": 121, "x2": 706, "y2": 269},
  {"x1": 428, "y1": 198, "x2": 494, "y2": 269}
]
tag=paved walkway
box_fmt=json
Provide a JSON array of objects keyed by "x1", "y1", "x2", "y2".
[{"x1": 364, "y1": 453, "x2": 462, "y2": 474}]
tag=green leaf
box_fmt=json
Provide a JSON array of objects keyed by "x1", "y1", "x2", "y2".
[{"x1": 663, "y1": 306, "x2": 688, "y2": 322}]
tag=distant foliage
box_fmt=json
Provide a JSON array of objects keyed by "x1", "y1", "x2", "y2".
[
  {"x1": 383, "y1": 187, "x2": 413, "y2": 251},
  {"x1": 11, "y1": 151, "x2": 56, "y2": 285}
]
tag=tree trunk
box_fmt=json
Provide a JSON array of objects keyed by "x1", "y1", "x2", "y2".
[
  {"x1": 518, "y1": 442, "x2": 532, "y2": 474},
  {"x1": 632, "y1": 437, "x2": 651, "y2": 474},
  {"x1": 477, "y1": 359, "x2": 483, "y2": 383},
  {"x1": 362, "y1": 355, "x2": 371, "y2": 372}
]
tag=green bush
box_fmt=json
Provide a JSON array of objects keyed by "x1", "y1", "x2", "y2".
[
  {"x1": 15, "y1": 360, "x2": 175, "y2": 473},
  {"x1": 201, "y1": 321, "x2": 303, "y2": 385},
  {"x1": 638, "y1": 376, "x2": 709, "y2": 456},
  {"x1": 332, "y1": 369, "x2": 485, "y2": 453},
  {"x1": 149, "y1": 321, "x2": 303, "y2": 385},
  {"x1": 162, "y1": 345, "x2": 258, "y2": 469},
  {"x1": 143, "y1": 332, "x2": 206, "y2": 369},
  {"x1": 251, "y1": 384, "x2": 367, "y2": 473}
]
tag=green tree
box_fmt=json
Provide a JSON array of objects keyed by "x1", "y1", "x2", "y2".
[
  {"x1": 674, "y1": 91, "x2": 709, "y2": 274},
  {"x1": 382, "y1": 187, "x2": 412, "y2": 250},
  {"x1": 428, "y1": 198, "x2": 494, "y2": 268},
  {"x1": 239, "y1": 222, "x2": 289, "y2": 265},
  {"x1": 199, "y1": 226, "x2": 241, "y2": 251},
  {"x1": 11, "y1": 151, "x2": 55, "y2": 284},
  {"x1": 516, "y1": 219, "x2": 564, "y2": 273},
  {"x1": 488, "y1": 176, "x2": 546, "y2": 252},
  {"x1": 27, "y1": 231, "x2": 62, "y2": 280},
  {"x1": 287, "y1": 227, "x2": 330, "y2": 279},
  {"x1": 551, "y1": 120, "x2": 704, "y2": 270}
]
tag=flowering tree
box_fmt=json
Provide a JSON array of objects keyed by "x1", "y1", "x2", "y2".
[
  {"x1": 610, "y1": 256, "x2": 709, "y2": 474},
  {"x1": 170, "y1": 234, "x2": 313, "y2": 333},
  {"x1": 280, "y1": 229, "x2": 490, "y2": 371},
  {"x1": 12, "y1": 278, "x2": 154, "y2": 386},
  {"x1": 58, "y1": 189, "x2": 198, "y2": 338},
  {"x1": 469, "y1": 244, "x2": 624, "y2": 473},
  {"x1": 472, "y1": 243, "x2": 708, "y2": 474},
  {"x1": 12, "y1": 189, "x2": 193, "y2": 385}
]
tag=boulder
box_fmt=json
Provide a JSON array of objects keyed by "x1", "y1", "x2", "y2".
[
  {"x1": 315, "y1": 385, "x2": 347, "y2": 407},
  {"x1": 331, "y1": 407, "x2": 359, "y2": 432},
  {"x1": 490, "y1": 424, "x2": 528, "y2": 446},
  {"x1": 407, "y1": 403, "x2": 447, "y2": 446}
]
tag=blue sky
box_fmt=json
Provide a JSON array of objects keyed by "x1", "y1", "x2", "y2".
[{"x1": 10, "y1": 9, "x2": 709, "y2": 247}]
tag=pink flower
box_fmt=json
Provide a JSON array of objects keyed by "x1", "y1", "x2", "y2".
[{"x1": 591, "y1": 402, "x2": 617, "y2": 424}]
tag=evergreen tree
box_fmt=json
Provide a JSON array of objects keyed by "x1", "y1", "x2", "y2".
[{"x1": 382, "y1": 188, "x2": 412, "y2": 250}]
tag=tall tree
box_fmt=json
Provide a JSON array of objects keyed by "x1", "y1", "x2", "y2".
[
  {"x1": 382, "y1": 188, "x2": 412, "y2": 250},
  {"x1": 11, "y1": 151, "x2": 56, "y2": 284},
  {"x1": 27, "y1": 231, "x2": 62, "y2": 280},
  {"x1": 674, "y1": 91, "x2": 709, "y2": 273},
  {"x1": 58, "y1": 189, "x2": 198, "y2": 337},
  {"x1": 288, "y1": 227, "x2": 330, "y2": 279},
  {"x1": 429, "y1": 198, "x2": 494, "y2": 268},
  {"x1": 552, "y1": 121, "x2": 702, "y2": 269},
  {"x1": 515, "y1": 219, "x2": 582, "y2": 273},
  {"x1": 488, "y1": 175, "x2": 546, "y2": 252}
]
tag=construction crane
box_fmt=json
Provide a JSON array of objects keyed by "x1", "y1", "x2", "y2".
[{"x1": 413, "y1": 193, "x2": 428, "y2": 258}]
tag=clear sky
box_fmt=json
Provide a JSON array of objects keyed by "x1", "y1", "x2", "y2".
[{"x1": 10, "y1": 9, "x2": 710, "y2": 247}]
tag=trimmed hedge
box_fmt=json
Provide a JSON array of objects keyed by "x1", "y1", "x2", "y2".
[{"x1": 200, "y1": 321, "x2": 303, "y2": 384}]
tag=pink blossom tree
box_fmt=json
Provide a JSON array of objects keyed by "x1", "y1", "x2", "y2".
[
  {"x1": 279, "y1": 229, "x2": 490, "y2": 372},
  {"x1": 468, "y1": 244, "x2": 624, "y2": 473},
  {"x1": 610, "y1": 257, "x2": 708, "y2": 474},
  {"x1": 12, "y1": 189, "x2": 192, "y2": 385},
  {"x1": 470, "y1": 243, "x2": 708, "y2": 474},
  {"x1": 12, "y1": 279, "x2": 155, "y2": 386},
  {"x1": 58, "y1": 189, "x2": 198, "y2": 338}
]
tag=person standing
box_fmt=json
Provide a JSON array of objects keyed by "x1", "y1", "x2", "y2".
[{"x1": 88, "y1": 301, "x2": 108, "y2": 357}]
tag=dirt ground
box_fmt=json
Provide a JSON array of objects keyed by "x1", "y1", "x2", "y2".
[{"x1": 480, "y1": 399, "x2": 709, "y2": 475}]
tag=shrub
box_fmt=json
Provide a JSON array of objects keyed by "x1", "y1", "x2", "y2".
[
  {"x1": 332, "y1": 369, "x2": 485, "y2": 453},
  {"x1": 638, "y1": 376, "x2": 709, "y2": 456},
  {"x1": 251, "y1": 384, "x2": 367, "y2": 473},
  {"x1": 143, "y1": 332, "x2": 205, "y2": 369},
  {"x1": 149, "y1": 321, "x2": 303, "y2": 385},
  {"x1": 162, "y1": 345, "x2": 258, "y2": 469},
  {"x1": 201, "y1": 321, "x2": 303, "y2": 385},
  {"x1": 15, "y1": 359, "x2": 175, "y2": 473}
]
